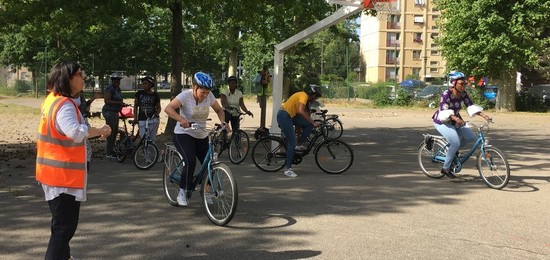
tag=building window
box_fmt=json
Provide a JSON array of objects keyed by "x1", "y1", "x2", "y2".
[
  {"x1": 432, "y1": 25, "x2": 439, "y2": 30},
  {"x1": 413, "y1": 32, "x2": 423, "y2": 43},
  {"x1": 430, "y1": 61, "x2": 439, "y2": 66},
  {"x1": 386, "y1": 68, "x2": 399, "y2": 81},
  {"x1": 412, "y1": 68, "x2": 421, "y2": 76},
  {"x1": 430, "y1": 33, "x2": 439, "y2": 39},
  {"x1": 414, "y1": 0, "x2": 426, "y2": 5},
  {"x1": 430, "y1": 68, "x2": 439, "y2": 73},
  {"x1": 387, "y1": 14, "x2": 401, "y2": 29},
  {"x1": 387, "y1": 32, "x2": 400, "y2": 47},
  {"x1": 414, "y1": 15, "x2": 424, "y2": 24},
  {"x1": 431, "y1": 50, "x2": 440, "y2": 56},
  {"x1": 432, "y1": 15, "x2": 440, "y2": 22},
  {"x1": 413, "y1": 50, "x2": 422, "y2": 60},
  {"x1": 386, "y1": 50, "x2": 399, "y2": 65},
  {"x1": 431, "y1": 43, "x2": 438, "y2": 48}
]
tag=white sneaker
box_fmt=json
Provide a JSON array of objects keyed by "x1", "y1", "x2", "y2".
[
  {"x1": 177, "y1": 189, "x2": 189, "y2": 206},
  {"x1": 284, "y1": 168, "x2": 298, "y2": 178},
  {"x1": 205, "y1": 193, "x2": 214, "y2": 204},
  {"x1": 295, "y1": 145, "x2": 306, "y2": 151}
]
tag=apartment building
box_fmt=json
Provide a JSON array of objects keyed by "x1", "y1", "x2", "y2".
[{"x1": 360, "y1": 0, "x2": 445, "y2": 83}]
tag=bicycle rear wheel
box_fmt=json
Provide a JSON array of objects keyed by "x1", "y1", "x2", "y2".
[
  {"x1": 476, "y1": 146, "x2": 510, "y2": 189},
  {"x1": 134, "y1": 141, "x2": 159, "y2": 170},
  {"x1": 201, "y1": 163, "x2": 238, "y2": 226},
  {"x1": 228, "y1": 130, "x2": 250, "y2": 164},
  {"x1": 324, "y1": 118, "x2": 343, "y2": 139},
  {"x1": 163, "y1": 149, "x2": 184, "y2": 206},
  {"x1": 314, "y1": 139, "x2": 354, "y2": 174},
  {"x1": 251, "y1": 136, "x2": 287, "y2": 172},
  {"x1": 114, "y1": 131, "x2": 128, "y2": 162},
  {"x1": 418, "y1": 138, "x2": 447, "y2": 179}
]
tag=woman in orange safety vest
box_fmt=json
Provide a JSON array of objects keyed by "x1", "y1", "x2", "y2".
[{"x1": 36, "y1": 61, "x2": 111, "y2": 260}]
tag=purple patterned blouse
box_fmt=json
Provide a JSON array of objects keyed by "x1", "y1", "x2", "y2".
[{"x1": 432, "y1": 89, "x2": 473, "y2": 125}]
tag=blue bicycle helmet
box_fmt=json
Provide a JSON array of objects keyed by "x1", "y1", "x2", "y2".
[
  {"x1": 193, "y1": 72, "x2": 215, "y2": 90},
  {"x1": 449, "y1": 71, "x2": 466, "y2": 81}
]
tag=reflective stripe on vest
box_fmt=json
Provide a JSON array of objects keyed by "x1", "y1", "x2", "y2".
[{"x1": 36, "y1": 93, "x2": 86, "y2": 189}]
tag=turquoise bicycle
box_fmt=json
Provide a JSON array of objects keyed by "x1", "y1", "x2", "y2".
[
  {"x1": 418, "y1": 120, "x2": 510, "y2": 189},
  {"x1": 163, "y1": 123, "x2": 238, "y2": 226}
]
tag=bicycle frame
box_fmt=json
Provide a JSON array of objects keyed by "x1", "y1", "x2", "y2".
[{"x1": 431, "y1": 123, "x2": 490, "y2": 173}]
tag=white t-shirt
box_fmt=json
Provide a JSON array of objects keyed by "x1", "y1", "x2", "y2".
[
  {"x1": 173, "y1": 89, "x2": 217, "y2": 139},
  {"x1": 222, "y1": 88, "x2": 243, "y2": 116}
]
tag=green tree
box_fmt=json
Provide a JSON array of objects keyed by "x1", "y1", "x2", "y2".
[{"x1": 434, "y1": 0, "x2": 550, "y2": 112}]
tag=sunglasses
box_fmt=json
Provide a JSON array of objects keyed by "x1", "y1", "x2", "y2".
[{"x1": 74, "y1": 70, "x2": 86, "y2": 79}]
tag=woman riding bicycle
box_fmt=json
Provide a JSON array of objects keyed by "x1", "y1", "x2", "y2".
[
  {"x1": 432, "y1": 71, "x2": 491, "y2": 178},
  {"x1": 164, "y1": 72, "x2": 227, "y2": 206},
  {"x1": 277, "y1": 84, "x2": 322, "y2": 178},
  {"x1": 220, "y1": 75, "x2": 253, "y2": 131}
]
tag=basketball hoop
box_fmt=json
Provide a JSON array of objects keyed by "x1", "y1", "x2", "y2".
[{"x1": 365, "y1": 0, "x2": 399, "y2": 20}]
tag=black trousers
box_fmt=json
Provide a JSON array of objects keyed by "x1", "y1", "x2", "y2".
[
  {"x1": 224, "y1": 110, "x2": 240, "y2": 130},
  {"x1": 45, "y1": 193, "x2": 80, "y2": 260},
  {"x1": 173, "y1": 133, "x2": 208, "y2": 190}
]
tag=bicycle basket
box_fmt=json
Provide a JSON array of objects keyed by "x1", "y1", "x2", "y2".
[{"x1": 120, "y1": 107, "x2": 134, "y2": 118}]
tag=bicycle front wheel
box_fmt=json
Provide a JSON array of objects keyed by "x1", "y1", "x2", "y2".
[
  {"x1": 314, "y1": 139, "x2": 354, "y2": 174},
  {"x1": 476, "y1": 146, "x2": 510, "y2": 189},
  {"x1": 324, "y1": 118, "x2": 343, "y2": 139},
  {"x1": 163, "y1": 150, "x2": 184, "y2": 206},
  {"x1": 114, "y1": 131, "x2": 128, "y2": 162},
  {"x1": 134, "y1": 141, "x2": 159, "y2": 170},
  {"x1": 251, "y1": 136, "x2": 287, "y2": 172},
  {"x1": 201, "y1": 163, "x2": 238, "y2": 226},
  {"x1": 418, "y1": 139, "x2": 447, "y2": 179},
  {"x1": 228, "y1": 130, "x2": 250, "y2": 164}
]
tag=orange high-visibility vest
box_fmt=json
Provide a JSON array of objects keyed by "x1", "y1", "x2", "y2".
[{"x1": 36, "y1": 93, "x2": 86, "y2": 188}]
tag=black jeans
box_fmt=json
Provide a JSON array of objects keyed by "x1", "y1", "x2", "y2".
[
  {"x1": 173, "y1": 133, "x2": 209, "y2": 190},
  {"x1": 45, "y1": 193, "x2": 81, "y2": 260}
]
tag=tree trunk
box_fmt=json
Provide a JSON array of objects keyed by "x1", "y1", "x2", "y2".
[
  {"x1": 226, "y1": 28, "x2": 240, "y2": 77},
  {"x1": 164, "y1": 1, "x2": 184, "y2": 136},
  {"x1": 495, "y1": 70, "x2": 517, "y2": 112}
]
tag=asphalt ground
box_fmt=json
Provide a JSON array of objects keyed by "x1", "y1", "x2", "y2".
[{"x1": 0, "y1": 98, "x2": 549, "y2": 259}]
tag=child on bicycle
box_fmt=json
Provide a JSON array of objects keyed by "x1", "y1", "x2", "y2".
[
  {"x1": 277, "y1": 84, "x2": 322, "y2": 178},
  {"x1": 432, "y1": 71, "x2": 492, "y2": 178},
  {"x1": 134, "y1": 76, "x2": 161, "y2": 142},
  {"x1": 164, "y1": 72, "x2": 227, "y2": 206}
]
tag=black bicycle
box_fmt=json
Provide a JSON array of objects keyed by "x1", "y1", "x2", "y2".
[
  {"x1": 113, "y1": 111, "x2": 159, "y2": 170},
  {"x1": 251, "y1": 120, "x2": 354, "y2": 174},
  {"x1": 212, "y1": 111, "x2": 251, "y2": 164},
  {"x1": 310, "y1": 108, "x2": 343, "y2": 140}
]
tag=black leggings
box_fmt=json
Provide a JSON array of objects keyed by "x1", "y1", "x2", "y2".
[
  {"x1": 173, "y1": 133, "x2": 209, "y2": 190},
  {"x1": 45, "y1": 193, "x2": 80, "y2": 260},
  {"x1": 224, "y1": 110, "x2": 240, "y2": 130}
]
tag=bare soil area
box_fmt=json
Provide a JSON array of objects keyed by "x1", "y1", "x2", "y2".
[{"x1": 1, "y1": 95, "x2": 548, "y2": 173}]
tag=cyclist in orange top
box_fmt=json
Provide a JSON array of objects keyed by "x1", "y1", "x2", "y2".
[{"x1": 277, "y1": 84, "x2": 322, "y2": 177}]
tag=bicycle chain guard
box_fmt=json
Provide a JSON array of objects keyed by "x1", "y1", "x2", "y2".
[{"x1": 292, "y1": 153, "x2": 303, "y2": 164}]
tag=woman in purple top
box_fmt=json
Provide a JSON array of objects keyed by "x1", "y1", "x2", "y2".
[{"x1": 432, "y1": 71, "x2": 491, "y2": 178}]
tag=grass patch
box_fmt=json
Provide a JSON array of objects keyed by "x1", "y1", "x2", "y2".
[{"x1": 0, "y1": 101, "x2": 40, "y2": 115}]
